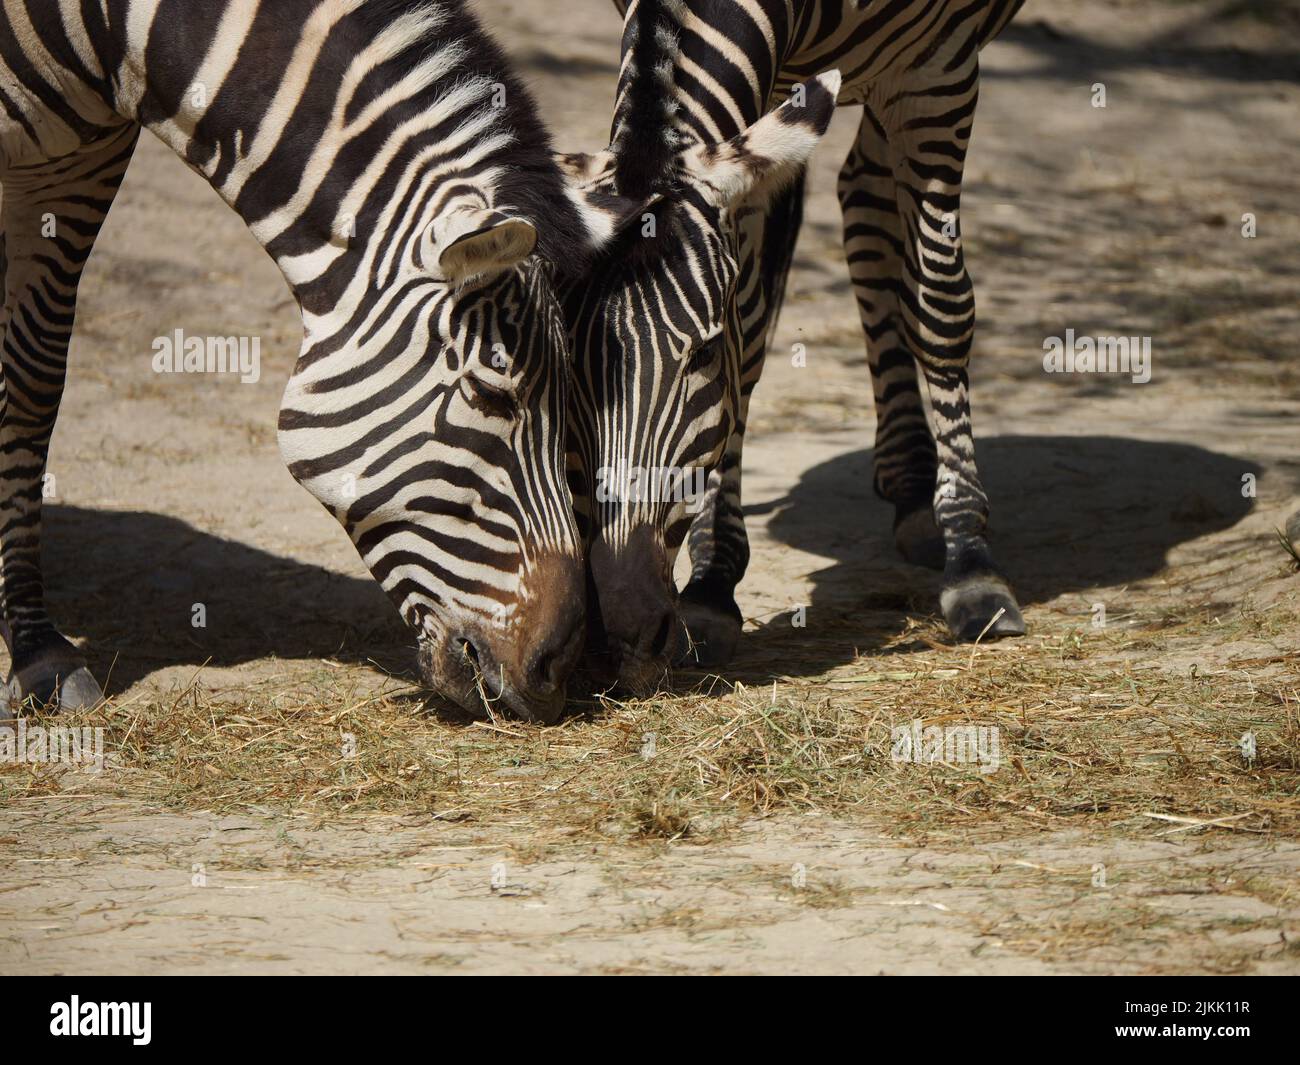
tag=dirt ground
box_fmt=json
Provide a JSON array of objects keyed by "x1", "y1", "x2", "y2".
[{"x1": 2, "y1": 0, "x2": 1299, "y2": 975}]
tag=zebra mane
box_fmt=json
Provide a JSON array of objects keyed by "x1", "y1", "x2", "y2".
[
  {"x1": 352, "y1": 0, "x2": 595, "y2": 271},
  {"x1": 609, "y1": 0, "x2": 687, "y2": 200}
]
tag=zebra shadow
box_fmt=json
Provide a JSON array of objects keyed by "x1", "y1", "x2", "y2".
[
  {"x1": 716, "y1": 434, "x2": 1261, "y2": 683},
  {"x1": 35, "y1": 506, "x2": 412, "y2": 695},
  {"x1": 991, "y1": 15, "x2": 1300, "y2": 89}
]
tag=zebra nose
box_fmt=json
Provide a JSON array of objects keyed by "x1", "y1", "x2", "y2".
[
  {"x1": 524, "y1": 611, "x2": 585, "y2": 694},
  {"x1": 621, "y1": 607, "x2": 675, "y2": 661},
  {"x1": 502, "y1": 550, "x2": 585, "y2": 716},
  {"x1": 587, "y1": 527, "x2": 681, "y2": 674}
]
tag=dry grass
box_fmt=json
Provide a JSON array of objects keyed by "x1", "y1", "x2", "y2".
[
  {"x1": 1278, "y1": 526, "x2": 1300, "y2": 569},
  {"x1": 4, "y1": 604, "x2": 1298, "y2": 851}
]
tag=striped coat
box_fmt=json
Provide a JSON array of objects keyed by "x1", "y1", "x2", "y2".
[{"x1": 0, "y1": 0, "x2": 640, "y2": 721}]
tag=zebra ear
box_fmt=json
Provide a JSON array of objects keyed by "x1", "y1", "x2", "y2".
[
  {"x1": 682, "y1": 70, "x2": 842, "y2": 207},
  {"x1": 557, "y1": 150, "x2": 664, "y2": 251},
  {"x1": 429, "y1": 206, "x2": 537, "y2": 282}
]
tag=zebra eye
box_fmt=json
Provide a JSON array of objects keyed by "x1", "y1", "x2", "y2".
[
  {"x1": 461, "y1": 374, "x2": 517, "y2": 420},
  {"x1": 687, "y1": 334, "x2": 722, "y2": 369}
]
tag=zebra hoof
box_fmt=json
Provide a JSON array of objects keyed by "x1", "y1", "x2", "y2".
[
  {"x1": 940, "y1": 575, "x2": 1026, "y2": 643},
  {"x1": 894, "y1": 507, "x2": 945, "y2": 571},
  {"x1": 678, "y1": 591, "x2": 742, "y2": 669},
  {"x1": 8, "y1": 659, "x2": 104, "y2": 712}
]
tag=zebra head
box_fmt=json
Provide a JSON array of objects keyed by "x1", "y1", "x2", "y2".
[
  {"x1": 279, "y1": 201, "x2": 593, "y2": 724},
  {"x1": 262, "y1": 0, "x2": 668, "y2": 723},
  {"x1": 558, "y1": 72, "x2": 841, "y2": 692}
]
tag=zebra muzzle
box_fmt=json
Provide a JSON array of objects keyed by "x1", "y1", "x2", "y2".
[
  {"x1": 416, "y1": 554, "x2": 585, "y2": 723},
  {"x1": 585, "y1": 527, "x2": 682, "y2": 694}
]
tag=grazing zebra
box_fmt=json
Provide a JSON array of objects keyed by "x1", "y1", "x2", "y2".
[
  {"x1": 561, "y1": 0, "x2": 1026, "y2": 691},
  {"x1": 0, "y1": 0, "x2": 642, "y2": 722}
]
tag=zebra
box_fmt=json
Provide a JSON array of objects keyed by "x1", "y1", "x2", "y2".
[
  {"x1": 0, "y1": 0, "x2": 645, "y2": 722},
  {"x1": 559, "y1": 0, "x2": 1026, "y2": 691}
]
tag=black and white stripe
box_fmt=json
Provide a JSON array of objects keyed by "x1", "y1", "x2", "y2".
[
  {"x1": 562, "y1": 0, "x2": 1026, "y2": 690},
  {"x1": 0, "y1": 0, "x2": 618, "y2": 722}
]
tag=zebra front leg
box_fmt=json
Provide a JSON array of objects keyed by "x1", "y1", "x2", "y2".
[
  {"x1": 839, "y1": 107, "x2": 944, "y2": 569},
  {"x1": 879, "y1": 67, "x2": 1024, "y2": 641},
  {"x1": 679, "y1": 439, "x2": 748, "y2": 667},
  {"x1": 923, "y1": 366, "x2": 1023, "y2": 639},
  {"x1": 0, "y1": 128, "x2": 139, "y2": 712},
  {"x1": 677, "y1": 177, "x2": 804, "y2": 667}
]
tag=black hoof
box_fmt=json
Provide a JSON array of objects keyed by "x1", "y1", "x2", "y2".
[
  {"x1": 8, "y1": 651, "x2": 104, "y2": 713},
  {"x1": 677, "y1": 584, "x2": 742, "y2": 669},
  {"x1": 894, "y1": 506, "x2": 945, "y2": 571},
  {"x1": 941, "y1": 575, "x2": 1026, "y2": 642}
]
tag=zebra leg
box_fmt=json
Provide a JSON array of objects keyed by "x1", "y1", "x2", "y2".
[
  {"x1": 678, "y1": 435, "x2": 747, "y2": 668},
  {"x1": 0, "y1": 127, "x2": 139, "y2": 712},
  {"x1": 838, "y1": 106, "x2": 944, "y2": 570},
  {"x1": 875, "y1": 65, "x2": 1024, "y2": 641},
  {"x1": 678, "y1": 176, "x2": 806, "y2": 668}
]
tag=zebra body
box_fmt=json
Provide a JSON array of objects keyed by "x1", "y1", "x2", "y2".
[
  {"x1": 565, "y1": 0, "x2": 1026, "y2": 688},
  {"x1": 0, "y1": 0, "x2": 631, "y2": 721}
]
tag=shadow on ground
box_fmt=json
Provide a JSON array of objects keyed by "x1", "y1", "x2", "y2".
[
  {"x1": 34, "y1": 431, "x2": 1261, "y2": 700},
  {"x1": 996, "y1": 11, "x2": 1300, "y2": 86},
  {"x1": 40, "y1": 507, "x2": 409, "y2": 695},
  {"x1": 712, "y1": 434, "x2": 1260, "y2": 683}
]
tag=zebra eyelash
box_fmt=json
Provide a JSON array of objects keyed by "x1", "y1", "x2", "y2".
[{"x1": 460, "y1": 373, "x2": 517, "y2": 420}]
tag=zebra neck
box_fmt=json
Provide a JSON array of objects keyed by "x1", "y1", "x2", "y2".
[
  {"x1": 103, "y1": 0, "x2": 579, "y2": 311},
  {"x1": 646, "y1": 0, "x2": 798, "y2": 146}
]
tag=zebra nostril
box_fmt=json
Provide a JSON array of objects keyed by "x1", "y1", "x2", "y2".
[
  {"x1": 459, "y1": 637, "x2": 481, "y2": 670},
  {"x1": 647, "y1": 611, "x2": 674, "y2": 659},
  {"x1": 528, "y1": 615, "x2": 584, "y2": 693},
  {"x1": 532, "y1": 651, "x2": 560, "y2": 692}
]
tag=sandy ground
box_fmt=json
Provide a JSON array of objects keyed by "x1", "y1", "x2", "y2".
[{"x1": 2, "y1": 0, "x2": 1299, "y2": 974}]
